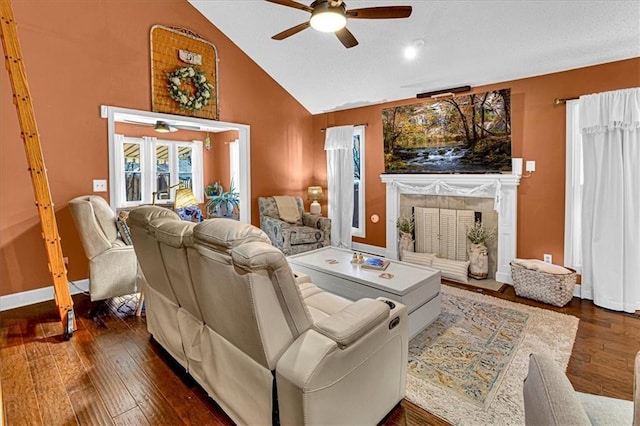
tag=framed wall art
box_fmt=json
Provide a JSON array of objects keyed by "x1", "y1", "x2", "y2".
[
  {"x1": 150, "y1": 25, "x2": 219, "y2": 120},
  {"x1": 382, "y1": 89, "x2": 512, "y2": 174}
]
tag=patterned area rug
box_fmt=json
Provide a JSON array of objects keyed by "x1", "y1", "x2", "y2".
[{"x1": 406, "y1": 285, "x2": 579, "y2": 425}]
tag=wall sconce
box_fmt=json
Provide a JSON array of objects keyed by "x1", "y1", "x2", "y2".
[
  {"x1": 307, "y1": 186, "x2": 324, "y2": 215},
  {"x1": 512, "y1": 158, "x2": 536, "y2": 178}
]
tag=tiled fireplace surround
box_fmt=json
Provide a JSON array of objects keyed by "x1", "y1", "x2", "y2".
[{"x1": 381, "y1": 174, "x2": 521, "y2": 284}]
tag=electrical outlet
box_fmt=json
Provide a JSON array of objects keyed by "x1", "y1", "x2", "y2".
[
  {"x1": 526, "y1": 161, "x2": 536, "y2": 172},
  {"x1": 93, "y1": 179, "x2": 107, "y2": 192},
  {"x1": 543, "y1": 254, "x2": 552, "y2": 264}
]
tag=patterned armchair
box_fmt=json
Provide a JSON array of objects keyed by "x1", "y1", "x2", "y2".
[{"x1": 258, "y1": 196, "x2": 331, "y2": 256}]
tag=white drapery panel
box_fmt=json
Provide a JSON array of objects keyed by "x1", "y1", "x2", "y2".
[
  {"x1": 580, "y1": 87, "x2": 640, "y2": 313},
  {"x1": 325, "y1": 125, "x2": 355, "y2": 249},
  {"x1": 564, "y1": 100, "x2": 583, "y2": 272},
  {"x1": 192, "y1": 140, "x2": 204, "y2": 203}
]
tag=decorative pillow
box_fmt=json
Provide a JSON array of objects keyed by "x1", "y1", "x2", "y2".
[
  {"x1": 401, "y1": 250, "x2": 437, "y2": 267},
  {"x1": 432, "y1": 257, "x2": 470, "y2": 284},
  {"x1": 116, "y1": 217, "x2": 133, "y2": 245},
  {"x1": 512, "y1": 258, "x2": 572, "y2": 275}
]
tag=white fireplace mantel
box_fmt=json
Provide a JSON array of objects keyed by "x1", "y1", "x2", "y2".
[{"x1": 381, "y1": 173, "x2": 520, "y2": 284}]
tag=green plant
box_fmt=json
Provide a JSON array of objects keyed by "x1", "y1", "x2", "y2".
[
  {"x1": 396, "y1": 215, "x2": 414, "y2": 234},
  {"x1": 467, "y1": 220, "x2": 495, "y2": 244},
  {"x1": 206, "y1": 183, "x2": 239, "y2": 217}
]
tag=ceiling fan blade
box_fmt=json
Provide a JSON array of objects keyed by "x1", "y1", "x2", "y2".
[
  {"x1": 346, "y1": 6, "x2": 412, "y2": 19},
  {"x1": 272, "y1": 21, "x2": 311, "y2": 40},
  {"x1": 265, "y1": 0, "x2": 313, "y2": 13},
  {"x1": 335, "y1": 27, "x2": 358, "y2": 49}
]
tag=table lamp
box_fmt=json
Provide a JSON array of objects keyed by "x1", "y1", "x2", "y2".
[
  {"x1": 307, "y1": 186, "x2": 324, "y2": 215},
  {"x1": 174, "y1": 188, "x2": 199, "y2": 209}
]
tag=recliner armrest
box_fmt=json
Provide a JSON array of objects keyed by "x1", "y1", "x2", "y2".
[
  {"x1": 293, "y1": 271, "x2": 312, "y2": 285},
  {"x1": 302, "y1": 213, "x2": 330, "y2": 229},
  {"x1": 313, "y1": 298, "x2": 389, "y2": 347}
]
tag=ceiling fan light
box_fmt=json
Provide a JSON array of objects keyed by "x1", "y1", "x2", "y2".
[
  {"x1": 310, "y1": 10, "x2": 347, "y2": 33},
  {"x1": 154, "y1": 121, "x2": 177, "y2": 133}
]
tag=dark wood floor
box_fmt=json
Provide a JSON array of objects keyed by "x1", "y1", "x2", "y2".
[{"x1": 1, "y1": 284, "x2": 638, "y2": 425}]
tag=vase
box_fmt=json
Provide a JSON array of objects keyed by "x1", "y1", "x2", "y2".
[
  {"x1": 399, "y1": 231, "x2": 414, "y2": 257},
  {"x1": 468, "y1": 242, "x2": 489, "y2": 279}
]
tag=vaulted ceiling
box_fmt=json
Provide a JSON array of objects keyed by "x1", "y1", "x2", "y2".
[{"x1": 189, "y1": 1, "x2": 640, "y2": 114}]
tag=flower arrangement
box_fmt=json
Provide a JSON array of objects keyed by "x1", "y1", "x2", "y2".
[
  {"x1": 466, "y1": 220, "x2": 495, "y2": 244},
  {"x1": 167, "y1": 66, "x2": 213, "y2": 111},
  {"x1": 396, "y1": 215, "x2": 414, "y2": 234}
]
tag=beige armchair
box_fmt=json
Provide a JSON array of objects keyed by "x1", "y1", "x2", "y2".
[
  {"x1": 258, "y1": 196, "x2": 331, "y2": 256},
  {"x1": 523, "y1": 352, "x2": 639, "y2": 425},
  {"x1": 127, "y1": 206, "x2": 408, "y2": 425},
  {"x1": 68, "y1": 195, "x2": 140, "y2": 302}
]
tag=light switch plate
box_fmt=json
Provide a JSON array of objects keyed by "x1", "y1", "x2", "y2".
[
  {"x1": 526, "y1": 160, "x2": 536, "y2": 172},
  {"x1": 93, "y1": 179, "x2": 107, "y2": 192}
]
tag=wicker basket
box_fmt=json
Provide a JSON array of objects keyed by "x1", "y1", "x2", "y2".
[{"x1": 510, "y1": 262, "x2": 577, "y2": 307}]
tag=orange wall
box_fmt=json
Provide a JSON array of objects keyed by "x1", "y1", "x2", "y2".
[
  {"x1": 209, "y1": 130, "x2": 239, "y2": 191},
  {"x1": 312, "y1": 58, "x2": 640, "y2": 264},
  {"x1": 0, "y1": 0, "x2": 314, "y2": 296}
]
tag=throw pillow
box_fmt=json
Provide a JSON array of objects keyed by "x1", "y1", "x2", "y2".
[
  {"x1": 116, "y1": 217, "x2": 133, "y2": 245},
  {"x1": 401, "y1": 250, "x2": 437, "y2": 267},
  {"x1": 432, "y1": 257, "x2": 471, "y2": 284},
  {"x1": 512, "y1": 258, "x2": 573, "y2": 275}
]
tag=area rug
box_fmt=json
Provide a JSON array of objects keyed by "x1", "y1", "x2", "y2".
[{"x1": 406, "y1": 285, "x2": 579, "y2": 425}]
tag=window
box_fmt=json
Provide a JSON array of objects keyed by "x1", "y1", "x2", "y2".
[
  {"x1": 123, "y1": 142, "x2": 143, "y2": 203},
  {"x1": 352, "y1": 125, "x2": 365, "y2": 237},
  {"x1": 564, "y1": 100, "x2": 582, "y2": 272},
  {"x1": 113, "y1": 134, "x2": 203, "y2": 209}
]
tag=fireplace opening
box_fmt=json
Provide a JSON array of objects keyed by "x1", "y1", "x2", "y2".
[{"x1": 400, "y1": 194, "x2": 498, "y2": 281}]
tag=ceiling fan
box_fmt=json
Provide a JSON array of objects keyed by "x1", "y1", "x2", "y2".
[{"x1": 266, "y1": 0, "x2": 412, "y2": 48}]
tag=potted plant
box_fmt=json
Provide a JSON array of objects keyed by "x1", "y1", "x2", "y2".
[
  {"x1": 396, "y1": 215, "x2": 414, "y2": 255},
  {"x1": 206, "y1": 183, "x2": 240, "y2": 219},
  {"x1": 466, "y1": 221, "x2": 495, "y2": 279},
  {"x1": 397, "y1": 215, "x2": 414, "y2": 234}
]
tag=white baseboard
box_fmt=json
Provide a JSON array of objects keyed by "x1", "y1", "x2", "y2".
[
  {"x1": 0, "y1": 279, "x2": 89, "y2": 312},
  {"x1": 573, "y1": 283, "x2": 581, "y2": 297},
  {"x1": 351, "y1": 242, "x2": 386, "y2": 257}
]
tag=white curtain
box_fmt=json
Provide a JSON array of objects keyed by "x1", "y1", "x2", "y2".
[
  {"x1": 564, "y1": 100, "x2": 583, "y2": 272},
  {"x1": 580, "y1": 87, "x2": 640, "y2": 313},
  {"x1": 192, "y1": 140, "x2": 204, "y2": 203},
  {"x1": 325, "y1": 125, "x2": 355, "y2": 248}
]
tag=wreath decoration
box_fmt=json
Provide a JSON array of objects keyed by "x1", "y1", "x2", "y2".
[{"x1": 167, "y1": 66, "x2": 214, "y2": 111}]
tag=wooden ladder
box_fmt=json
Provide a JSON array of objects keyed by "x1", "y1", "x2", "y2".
[{"x1": 0, "y1": 0, "x2": 75, "y2": 338}]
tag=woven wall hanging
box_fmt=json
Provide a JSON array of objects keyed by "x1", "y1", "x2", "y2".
[{"x1": 150, "y1": 25, "x2": 219, "y2": 119}]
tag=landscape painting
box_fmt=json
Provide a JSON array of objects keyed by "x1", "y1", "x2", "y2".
[{"x1": 383, "y1": 89, "x2": 511, "y2": 173}]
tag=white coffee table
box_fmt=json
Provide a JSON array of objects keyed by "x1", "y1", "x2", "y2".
[{"x1": 288, "y1": 246, "x2": 441, "y2": 338}]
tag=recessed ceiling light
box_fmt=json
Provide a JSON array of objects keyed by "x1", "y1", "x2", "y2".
[{"x1": 404, "y1": 39, "x2": 425, "y2": 60}]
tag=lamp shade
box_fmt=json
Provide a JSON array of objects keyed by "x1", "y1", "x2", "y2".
[
  {"x1": 307, "y1": 186, "x2": 324, "y2": 201},
  {"x1": 174, "y1": 188, "x2": 199, "y2": 209}
]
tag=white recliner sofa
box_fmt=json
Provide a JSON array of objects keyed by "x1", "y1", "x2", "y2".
[{"x1": 127, "y1": 206, "x2": 408, "y2": 425}]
